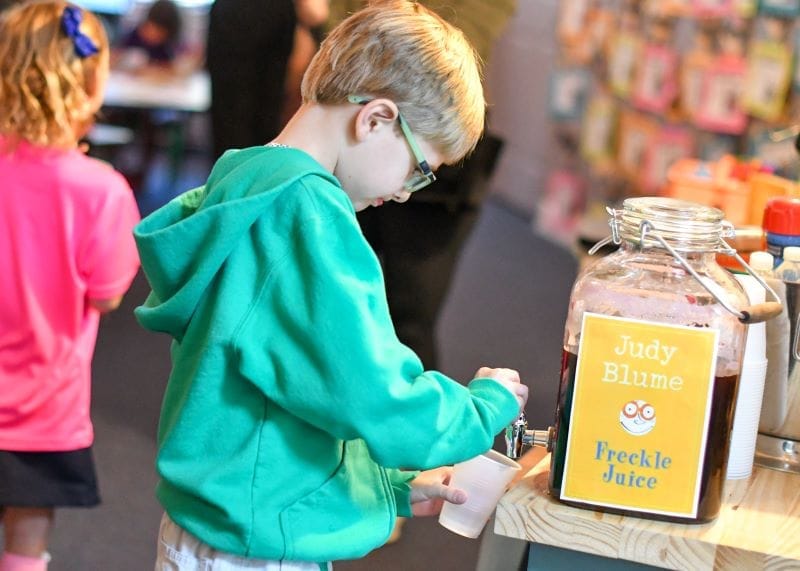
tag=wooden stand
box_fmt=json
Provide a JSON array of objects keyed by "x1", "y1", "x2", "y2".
[{"x1": 495, "y1": 454, "x2": 800, "y2": 570}]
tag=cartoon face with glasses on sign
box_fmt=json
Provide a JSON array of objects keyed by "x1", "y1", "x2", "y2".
[{"x1": 620, "y1": 400, "x2": 657, "y2": 435}]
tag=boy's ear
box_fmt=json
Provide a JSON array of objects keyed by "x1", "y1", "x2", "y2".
[{"x1": 353, "y1": 98, "x2": 399, "y2": 142}]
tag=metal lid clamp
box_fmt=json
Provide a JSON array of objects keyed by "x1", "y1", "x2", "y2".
[{"x1": 590, "y1": 211, "x2": 782, "y2": 324}]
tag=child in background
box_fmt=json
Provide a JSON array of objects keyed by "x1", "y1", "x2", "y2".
[
  {"x1": 0, "y1": 3, "x2": 141, "y2": 570},
  {"x1": 114, "y1": 0, "x2": 183, "y2": 71},
  {"x1": 135, "y1": 1, "x2": 528, "y2": 569}
]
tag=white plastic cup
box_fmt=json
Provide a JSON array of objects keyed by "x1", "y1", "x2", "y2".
[
  {"x1": 728, "y1": 274, "x2": 770, "y2": 480},
  {"x1": 727, "y1": 359, "x2": 769, "y2": 480},
  {"x1": 438, "y1": 449, "x2": 521, "y2": 538},
  {"x1": 744, "y1": 321, "x2": 767, "y2": 362},
  {"x1": 735, "y1": 274, "x2": 767, "y2": 362}
]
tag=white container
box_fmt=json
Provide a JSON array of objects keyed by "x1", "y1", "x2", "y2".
[
  {"x1": 775, "y1": 247, "x2": 800, "y2": 283},
  {"x1": 748, "y1": 251, "x2": 774, "y2": 278},
  {"x1": 727, "y1": 274, "x2": 768, "y2": 480},
  {"x1": 438, "y1": 450, "x2": 520, "y2": 538}
]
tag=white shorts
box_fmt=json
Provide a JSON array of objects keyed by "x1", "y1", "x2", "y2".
[{"x1": 155, "y1": 512, "x2": 332, "y2": 571}]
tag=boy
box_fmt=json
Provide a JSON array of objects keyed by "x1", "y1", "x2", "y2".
[{"x1": 135, "y1": 1, "x2": 528, "y2": 569}]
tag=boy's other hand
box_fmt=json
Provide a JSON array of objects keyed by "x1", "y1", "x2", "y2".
[
  {"x1": 409, "y1": 467, "x2": 466, "y2": 517},
  {"x1": 474, "y1": 367, "x2": 528, "y2": 412}
]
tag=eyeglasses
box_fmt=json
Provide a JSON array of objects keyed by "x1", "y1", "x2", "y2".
[{"x1": 347, "y1": 95, "x2": 437, "y2": 193}]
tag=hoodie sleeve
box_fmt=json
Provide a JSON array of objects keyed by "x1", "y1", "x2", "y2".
[
  {"x1": 386, "y1": 469, "x2": 418, "y2": 518},
  {"x1": 234, "y1": 182, "x2": 520, "y2": 470}
]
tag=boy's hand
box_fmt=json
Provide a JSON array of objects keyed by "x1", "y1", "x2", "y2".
[
  {"x1": 474, "y1": 367, "x2": 528, "y2": 412},
  {"x1": 409, "y1": 467, "x2": 466, "y2": 517}
]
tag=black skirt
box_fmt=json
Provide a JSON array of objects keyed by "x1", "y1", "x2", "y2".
[{"x1": 0, "y1": 447, "x2": 100, "y2": 507}]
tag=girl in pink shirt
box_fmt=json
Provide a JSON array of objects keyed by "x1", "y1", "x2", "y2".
[{"x1": 0, "y1": 3, "x2": 140, "y2": 569}]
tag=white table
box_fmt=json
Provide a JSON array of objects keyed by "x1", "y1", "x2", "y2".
[{"x1": 103, "y1": 69, "x2": 210, "y2": 112}]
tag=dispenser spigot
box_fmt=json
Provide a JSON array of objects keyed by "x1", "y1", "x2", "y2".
[{"x1": 504, "y1": 412, "x2": 554, "y2": 459}]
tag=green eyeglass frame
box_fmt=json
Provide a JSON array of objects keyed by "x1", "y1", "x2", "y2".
[{"x1": 347, "y1": 95, "x2": 437, "y2": 193}]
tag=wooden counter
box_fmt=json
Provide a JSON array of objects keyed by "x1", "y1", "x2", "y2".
[{"x1": 495, "y1": 453, "x2": 800, "y2": 570}]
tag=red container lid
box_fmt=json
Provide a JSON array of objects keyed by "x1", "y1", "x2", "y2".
[{"x1": 763, "y1": 197, "x2": 800, "y2": 235}]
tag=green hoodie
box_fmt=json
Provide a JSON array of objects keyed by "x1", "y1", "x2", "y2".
[{"x1": 134, "y1": 146, "x2": 519, "y2": 562}]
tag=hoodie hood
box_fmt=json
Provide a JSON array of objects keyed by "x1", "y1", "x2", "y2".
[{"x1": 133, "y1": 146, "x2": 340, "y2": 340}]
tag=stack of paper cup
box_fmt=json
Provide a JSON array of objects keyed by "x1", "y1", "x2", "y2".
[
  {"x1": 727, "y1": 274, "x2": 769, "y2": 480},
  {"x1": 438, "y1": 450, "x2": 520, "y2": 538}
]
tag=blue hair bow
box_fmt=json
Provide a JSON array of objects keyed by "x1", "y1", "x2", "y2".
[{"x1": 61, "y1": 5, "x2": 99, "y2": 59}]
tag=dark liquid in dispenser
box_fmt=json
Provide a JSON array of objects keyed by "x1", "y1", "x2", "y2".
[{"x1": 549, "y1": 350, "x2": 738, "y2": 523}]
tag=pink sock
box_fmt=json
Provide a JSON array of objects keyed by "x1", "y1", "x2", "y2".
[{"x1": 0, "y1": 552, "x2": 49, "y2": 571}]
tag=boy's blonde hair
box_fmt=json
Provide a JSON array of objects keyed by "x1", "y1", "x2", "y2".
[
  {"x1": 301, "y1": 0, "x2": 485, "y2": 163},
  {"x1": 0, "y1": 1, "x2": 108, "y2": 149}
]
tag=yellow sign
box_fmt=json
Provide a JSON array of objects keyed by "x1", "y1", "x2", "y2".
[{"x1": 561, "y1": 313, "x2": 719, "y2": 518}]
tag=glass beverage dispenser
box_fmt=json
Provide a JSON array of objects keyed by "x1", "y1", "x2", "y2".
[{"x1": 547, "y1": 197, "x2": 779, "y2": 523}]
